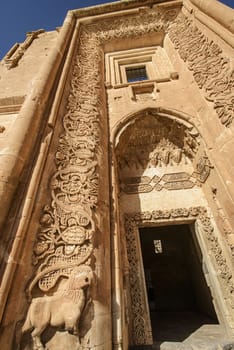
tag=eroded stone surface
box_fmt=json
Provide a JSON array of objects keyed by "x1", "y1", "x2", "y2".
[{"x1": 0, "y1": 0, "x2": 233, "y2": 349}]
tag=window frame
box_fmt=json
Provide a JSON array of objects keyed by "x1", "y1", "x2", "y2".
[{"x1": 125, "y1": 65, "x2": 149, "y2": 83}]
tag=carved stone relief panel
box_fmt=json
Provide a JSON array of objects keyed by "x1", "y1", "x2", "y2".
[
  {"x1": 121, "y1": 172, "x2": 195, "y2": 193},
  {"x1": 21, "y1": 9, "x2": 184, "y2": 348},
  {"x1": 120, "y1": 153, "x2": 213, "y2": 194},
  {"x1": 116, "y1": 113, "x2": 200, "y2": 171},
  {"x1": 124, "y1": 207, "x2": 234, "y2": 345},
  {"x1": 21, "y1": 25, "x2": 103, "y2": 350},
  {"x1": 19, "y1": 3, "x2": 230, "y2": 348},
  {"x1": 193, "y1": 153, "x2": 213, "y2": 183},
  {"x1": 168, "y1": 13, "x2": 234, "y2": 127},
  {"x1": 115, "y1": 112, "x2": 214, "y2": 193}
]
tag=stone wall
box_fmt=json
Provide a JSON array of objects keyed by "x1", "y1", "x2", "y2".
[{"x1": 0, "y1": 0, "x2": 233, "y2": 349}]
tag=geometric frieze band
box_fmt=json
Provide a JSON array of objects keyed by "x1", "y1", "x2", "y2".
[
  {"x1": 121, "y1": 155, "x2": 213, "y2": 194},
  {"x1": 121, "y1": 171, "x2": 195, "y2": 193}
]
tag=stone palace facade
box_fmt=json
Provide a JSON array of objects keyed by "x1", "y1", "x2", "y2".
[{"x1": 0, "y1": 0, "x2": 233, "y2": 349}]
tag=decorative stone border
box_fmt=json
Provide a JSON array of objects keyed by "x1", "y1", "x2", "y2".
[
  {"x1": 23, "y1": 3, "x2": 233, "y2": 345},
  {"x1": 169, "y1": 13, "x2": 233, "y2": 127},
  {"x1": 124, "y1": 206, "x2": 234, "y2": 345},
  {"x1": 28, "y1": 3, "x2": 181, "y2": 311},
  {"x1": 121, "y1": 156, "x2": 212, "y2": 194}
]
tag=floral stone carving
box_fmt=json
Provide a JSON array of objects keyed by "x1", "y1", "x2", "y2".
[
  {"x1": 22, "y1": 4, "x2": 231, "y2": 347},
  {"x1": 169, "y1": 13, "x2": 234, "y2": 127},
  {"x1": 22, "y1": 8, "x2": 182, "y2": 347},
  {"x1": 124, "y1": 207, "x2": 234, "y2": 345},
  {"x1": 22, "y1": 20, "x2": 102, "y2": 349}
]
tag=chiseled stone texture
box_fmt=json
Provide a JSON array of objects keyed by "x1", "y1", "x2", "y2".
[
  {"x1": 0, "y1": 31, "x2": 58, "y2": 98},
  {"x1": 0, "y1": 1, "x2": 233, "y2": 350}
]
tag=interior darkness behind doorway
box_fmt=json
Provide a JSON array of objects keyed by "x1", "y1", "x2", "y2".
[{"x1": 139, "y1": 224, "x2": 218, "y2": 342}]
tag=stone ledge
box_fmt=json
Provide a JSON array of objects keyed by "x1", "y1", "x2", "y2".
[{"x1": 0, "y1": 96, "x2": 25, "y2": 114}]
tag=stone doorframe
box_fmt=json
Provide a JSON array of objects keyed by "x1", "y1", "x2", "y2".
[{"x1": 123, "y1": 206, "x2": 234, "y2": 346}]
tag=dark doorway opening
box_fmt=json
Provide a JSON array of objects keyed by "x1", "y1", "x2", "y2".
[{"x1": 139, "y1": 224, "x2": 218, "y2": 343}]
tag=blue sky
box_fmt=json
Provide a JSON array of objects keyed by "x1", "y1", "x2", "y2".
[{"x1": 0, "y1": 0, "x2": 233, "y2": 59}]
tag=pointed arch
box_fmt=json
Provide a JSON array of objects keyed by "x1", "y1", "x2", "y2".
[
  {"x1": 111, "y1": 107, "x2": 202, "y2": 148},
  {"x1": 110, "y1": 106, "x2": 234, "y2": 347}
]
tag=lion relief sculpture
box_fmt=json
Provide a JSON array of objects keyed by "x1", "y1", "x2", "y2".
[{"x1": 22, "y1": 267, "x2": 93, "y2": 350}]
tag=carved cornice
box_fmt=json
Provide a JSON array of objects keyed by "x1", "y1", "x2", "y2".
[
  {"x1": 189, "y1": 0, "x2": 234, "y2": 34},
  {"x1": 0, "y1": 96, "x2": 25, "y2": 114}
]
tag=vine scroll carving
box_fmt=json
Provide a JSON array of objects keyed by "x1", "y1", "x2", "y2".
[
  {"x1": 21, "y1": 3, "x2": 232, "y2": 348},
  {"x1": 23, "y1": 9, "x2": 182, "y2": 349},
  {"x1": 124, "y1": 207, "x2": 234, "y2": 345},
  {"x1": 169, "y1": 13, "x2": 234, "y2": 127},
  {"x1": 22, "y1": 6, "x2": 182, "y2": 349}
]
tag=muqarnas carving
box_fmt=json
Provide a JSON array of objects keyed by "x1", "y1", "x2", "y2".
[
  {"x1": 116, "y1": 113, "x2": 215, "y2": 194},
  {"x1": 116, "y1": 113, "x2": 199, "y2": 171}
]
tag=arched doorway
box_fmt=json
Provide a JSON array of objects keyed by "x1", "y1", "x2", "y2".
[{"x1": 111, "y1": 108, "x2": 234, "y2": 349}]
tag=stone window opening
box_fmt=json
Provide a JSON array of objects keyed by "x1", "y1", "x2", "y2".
[
  {"x1": 126, "y1": 65, "x2": 148, "y2": 83},
  {"x1": 105, "y1": 46, "x2": 178, "y2": 87}
]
